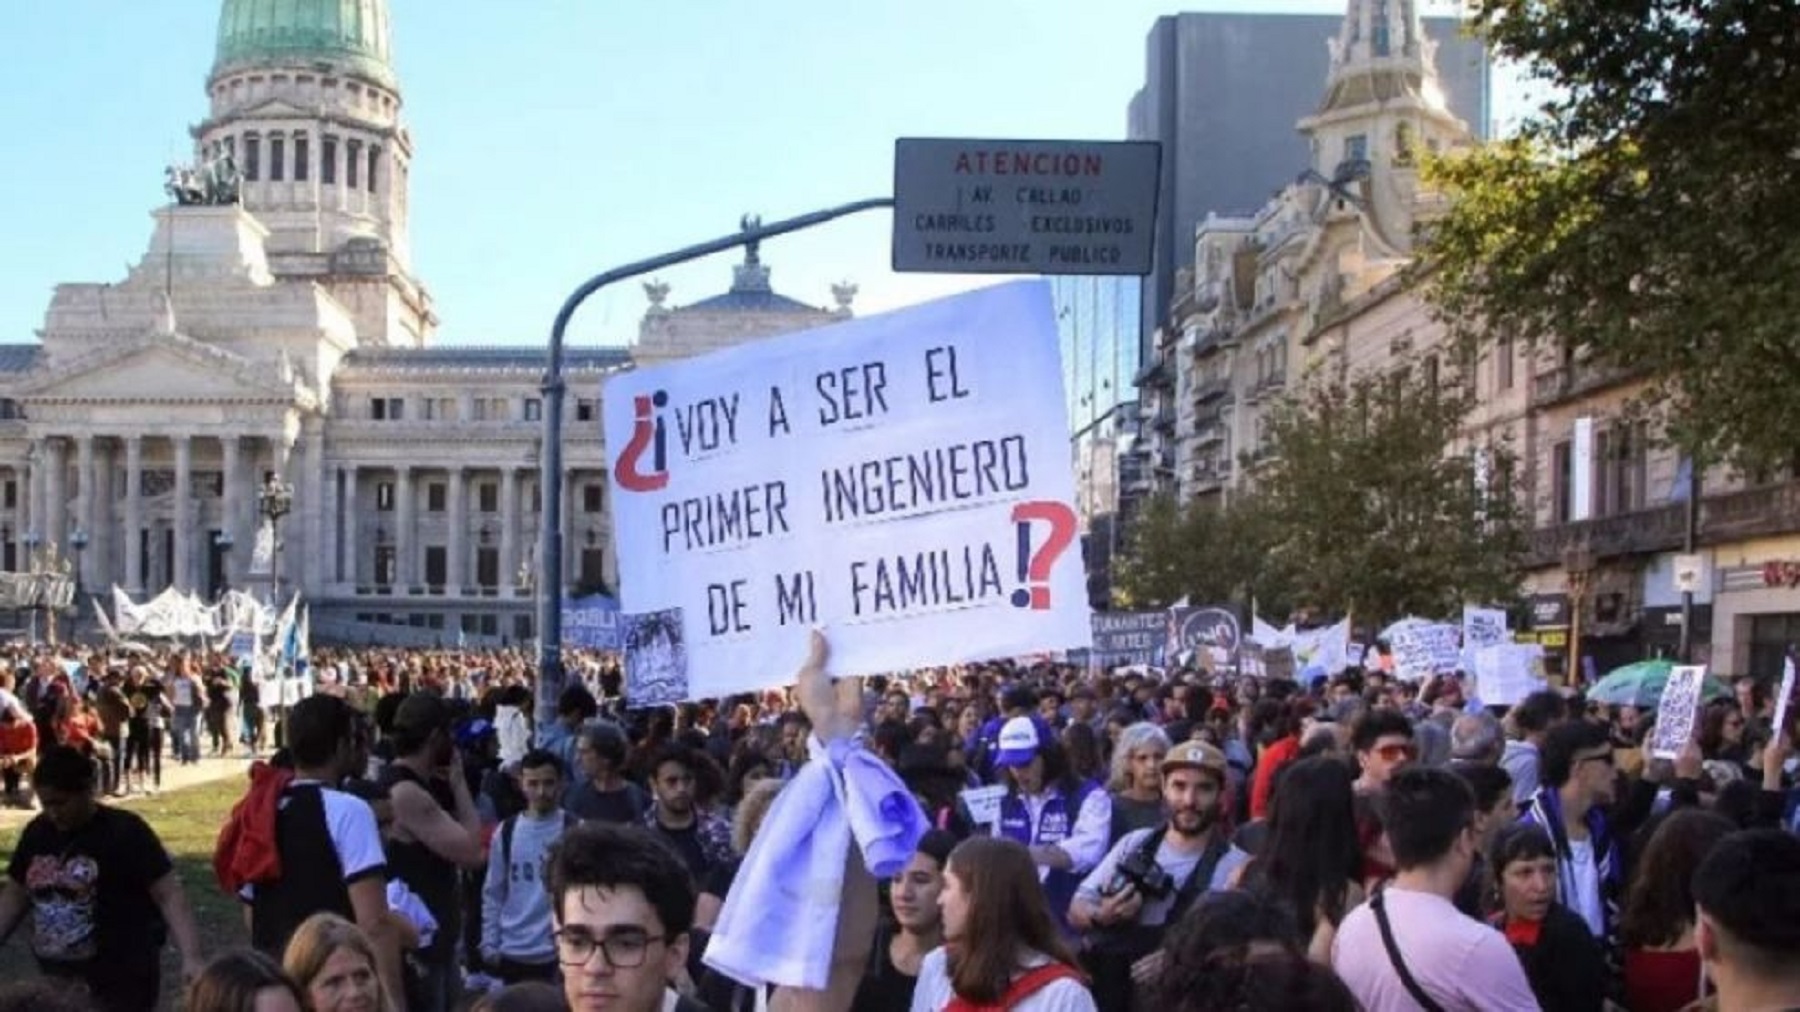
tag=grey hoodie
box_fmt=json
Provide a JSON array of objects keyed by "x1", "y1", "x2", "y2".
[{"x1": 481, "y1": 810, "x2": 573, "y2": 964}]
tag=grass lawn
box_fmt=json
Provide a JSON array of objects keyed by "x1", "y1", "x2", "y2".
[{"x1": 0, "y1": 777, "x2": 249, "y2": 1010}]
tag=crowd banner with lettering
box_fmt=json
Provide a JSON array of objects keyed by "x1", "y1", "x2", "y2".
[
  {"x1": 1079, "y1": 611, "x2": 1166, "y2": 667},
  {"x1": 1462, "y1": 605, "x2": 1509, "y2": 671},
  {"x1": 605, "y1": 281, "x2": 1090, "y2": 701},
  {"x1": 1389, "y1": 622, "x2": 1463, "y2": 682},
  {"x1": 562, "y1": 594, "x2": 623, "y2": 650},
  {"x1": 1166, "y1": 606, "x2": 1241, "y2": 670}
]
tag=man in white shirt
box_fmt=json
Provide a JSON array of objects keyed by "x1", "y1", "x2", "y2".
[{"x1": 1332, "y1": 766, "x2": 1538, "y2": 1012}]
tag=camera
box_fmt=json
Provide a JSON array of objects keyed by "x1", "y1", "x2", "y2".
[{"x1": 1106, "y1": 848, "x2": 1175, "y2": 901}]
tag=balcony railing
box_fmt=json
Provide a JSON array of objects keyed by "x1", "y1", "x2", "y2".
[
  {"x1": 1191, "y1": 376, "x2": 1231, "y2": 404},
  {"x1": 1529, "y1": 359, "x2": 1642, "y2": 408},
  {"x1": 1527, "y1": 480, "x2": 1800, "y2": 567},
  {"x1": 1153, "y1": 406, "x2": 1176, "y2": 432}
]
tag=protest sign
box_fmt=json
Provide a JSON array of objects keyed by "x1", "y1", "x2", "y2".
[
  {"x1": 1473, "y1": 643, "x2": 1546, "y2": 706},
  {"x1": 1262, "y1": 646, "x2": 1297, "y2": 682},
  {"x1": 1166, "y1": 606, "x2": 1241, "y2": 670},
  {"x1": 605, "y1": 281, "x2": 1089, "y2": 701},
  {"x1": 562, "y1": 594, "x2": 623, "y2": 650},
  {"x1": 1291, "y1": 619, "x2": 1352, "y2": 675},
  {"x1": 1462, "y1": 605, "x2": 1508, "y2": 670},
  {"x1": 1775, "y1": 657, "x2": 1796, "y2": 738},
  {"x1": 959, "y1": 784, "x2": 1008, "y2": 827},
  {"x1": 1651, "y1": 665, "x2": 1708, "y2": 759},
  {"x1": 1389, "y1": 622, "x2": 1462, "y2": 681},
  {"x1": 1082, "y1": 611, "x2": 1165, "y2": 667}
]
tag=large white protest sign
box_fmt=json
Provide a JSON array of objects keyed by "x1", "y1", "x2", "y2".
[
  {"x1": 1651, "y1": 665, "x2": 1708, "y2": 760},
  {"x1": 1474, "y1": 643, "x2": 1546, "y2": 706},
  {"x1": 1774, "y1": 657, "x2": 1796, "y2": 740},
  {"x1": 1390, "y1": 622, "x2": 1462, "y2": 681},
  {"x1": 1462, "y1": 605, "x2": 1508, "y2": 670},
  {"x1": 605, "y1": 281, "x2": 1090, "y2": 701}
]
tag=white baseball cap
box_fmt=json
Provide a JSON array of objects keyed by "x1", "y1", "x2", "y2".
[{"x1": 993, "y1": 716, "x2": 1044, "y2": 769}]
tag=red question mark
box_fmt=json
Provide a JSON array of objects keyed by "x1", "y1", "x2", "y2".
[{"x1": 1011, "y1": 501, "x2": 1077, "y2": 610}]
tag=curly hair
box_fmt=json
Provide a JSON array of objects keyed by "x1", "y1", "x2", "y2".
[
  {"x1": 1151, "y1": 890, "x2": 1302, "y2": 1008},
  {"x1": 1152, "y1": 950, "x2": 1358, "y2": 1012}
]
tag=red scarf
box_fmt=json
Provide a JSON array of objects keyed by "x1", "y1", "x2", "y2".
[
  {"x1": 1497, "y1": 914, "x2": 1543, "y2": 947},
  {"x1": 945, "y1": 963, "x2": 1083, "y2": 1012}
]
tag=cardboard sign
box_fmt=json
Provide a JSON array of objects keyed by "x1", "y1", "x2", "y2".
[
  {"x1": 1084, "y1": 611, "x2": 1166, "y2": 667},
  {"x1": 1651, "y1": 665, "x2": 1708, "y2": 760},
  {"x1": 1390, "y1": 623, "x2": 1463, "y2": 682},
  {"x1": 562, "y1": 594, "x2": 623, "y2": 650},
  {"x1": 1473, "y1": 643, "x2": 1546, "y2": 707},
  {"x1": 1166, "y1": 607, "x2": 1241, "y2": 670},
  {"x1": 1774, "y1": 657, "x2": 1795, "y2": 738},
  {"x1": 605, "y1": 282, "x2": 1090, "y2": 700},
  {"x1": 959, "y1": 784, "x2": 1009, "y2": 827}
]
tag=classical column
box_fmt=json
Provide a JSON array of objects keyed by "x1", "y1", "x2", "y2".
[
  {"x1": 173, "y1": 436, "x2": 192, "y2": 591},
  {"x1": 342, "y1": 467, "x2": 359, "y2": 586},
  {"x1": 45, "y1": 438, "x2": 66, "y2": 551},
  {"x1": 220, "y1": 436, "x2": 242, "y2": 587},
  {"x1": 447, "y1": 467, "x2": 466, "y2": 591},
  {"x1": 563, "y1": 466, "x2": 578, "y2": 595},
  {"x1": 499, "y1": 467, "x2": 519, "y2": 591},
  {"x1": 320, "y1": 466, "x2": 340, "y2": 590},
  {"x1": 302, "y1": 417, "x2": 325, "y2": 595},
  {"x1": 73, "y1": 436, "x2": 96, "y2": 589},
  {"x1": 22, "y1": 439, "x2": 41, "y2": 551},
  {"x1": 395, "y1": 465, "x2": 414, "y2": 591},
  {"x1": 124, "y1": 437, "x2": 143, "y2": 593}
]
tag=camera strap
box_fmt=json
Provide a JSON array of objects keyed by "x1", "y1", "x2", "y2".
[{"x1": 1166, "y1": 829, "x2": 1230, "y2": 925}]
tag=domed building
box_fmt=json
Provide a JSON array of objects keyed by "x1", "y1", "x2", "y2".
[{"x1": 0, "y1": 0, "x2": 851, "y2": 645}]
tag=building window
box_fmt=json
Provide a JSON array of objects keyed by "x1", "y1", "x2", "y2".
[
  {"x1": 583, "y1": 483, "x2": 604, "y2": 513},
  {"x1": 575, "y1": 399, "x2": 596, "y2": 422},
  {"x1": 374, "y1": 546, "x2": 396, "y2": 586},
  {"x1": 1423, "y1": 354, "x2": 1440, "y2": 390},
  {"x1": 3, "y1": 480, "x2": 15, "y2": 510},
  {"x1": 477, "y1": 483, "x2": 499, "y2": 514},
  {"x1": 244, "y1": 133, "x2": 261, "y2": 181},
  {"x1": 269, "y1": 134, "x2": 286, "y2": 182},
  {"x1": 424, "y1": 546, "x2": 447, "y2": 588},
  {"x1": 426, "y1": 483, "x2": 446, "y2": 513},
  {"x1": 524, "y1": 398, "x2": 542, "y2": 421},
  {"x1": 1552, "y1": 441, "x2": 1573, "y2": 524},
  {"x1": 476, "y1": 547, "x2": 499, "y2": 587},
  {"x1": 293, "y1": 133, "x2": 309, "y2": 182},
  {"x1": 370, "y1": 397, "x2": 404, "y2": 420},
  {"x1": 579, "y1": 548, "x2": 606, "y2": 590},
  {"x1": 1344, "y1": 134, "x2": 1368, "y2": 165},
  {"x1": 1496, "y1": 337, "x2": 1514, "y2": 391},
  {"x1": 0, "y1": 399, "x2": 24, "y2": 420},
  {"x1": 529, "y1": 482, "x2": 542, "y2": 514},
  {"x1": 376, "y1": 482, "x2": 395, "y2": 512},
  {"x1": 323, "y1": 135, "x2": 338, "y2": 185},
  {"x1": 346, "y1": 139, "x2": 362, "y2": 189},
  {"x1": 367, "y1": 145, "x2": 380, "y2": 192}
]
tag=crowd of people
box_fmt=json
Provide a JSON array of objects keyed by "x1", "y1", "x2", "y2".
[{"x1": 0, "y1": 635, "x2": 1798, "y2": 1012}]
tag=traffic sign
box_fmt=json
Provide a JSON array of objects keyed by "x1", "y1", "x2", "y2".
[{"x1": 891, "y1": 138, "x2": 1160, "y2": 276}]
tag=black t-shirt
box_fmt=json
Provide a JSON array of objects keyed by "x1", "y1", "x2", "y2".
[
  {"x1": 6, "y1": 805, "x2": 172, "y2": 974},
  {"x1": 655, "y1": 820, "x2": 710, "y2": 879},
  {"x1": 564, "y1": 780, "x2": 649, "y2": 825},
  {"x1": 702, "y1": 857, "x2": 742, "y2": 900},
  {"x1": 850, "y1": 925, "x2": 920, "y2": 1012}
]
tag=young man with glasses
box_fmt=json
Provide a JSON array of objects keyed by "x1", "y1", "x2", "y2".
[
  {"x1": 546, "y1": 822, "x2": 708, "y2": 1012},
  {"x1": 1351, "y1": 710, "x2": 1417, "y2": 886},
  {"x1": 1519, "y1": 719, "x2": 1660, "y2": 947}
]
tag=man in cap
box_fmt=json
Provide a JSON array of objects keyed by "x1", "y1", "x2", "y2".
[{"x1": 1070, "y1": 740, "x2": 1246, "y2": 1012}]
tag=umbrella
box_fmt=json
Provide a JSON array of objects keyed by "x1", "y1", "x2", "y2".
[{"x1": 1586, "y1": 659, "x2": 1731, "y2": 708}]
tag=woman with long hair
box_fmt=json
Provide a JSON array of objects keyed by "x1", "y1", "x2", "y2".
[
  {"x1": 1618, "y1": 808, "x2": 1737, "y2": 1012},
  {"x1": 911, "y1": 837, "x2": 1096, "y2": 1011},
  {"x1": 1104, "y1": 723, "x2": 1170, "y2": 847},
  {"x1": 186, "y1": 949, "x2": 306, "y2": 1012},
  {"x1": 1062, "y1": 722, "x2": 1106, "y2": 788},
  {"x1": 854, "y1": 830, "x2": 959, "y2": 1012},
  {"x1": 282, "y1": 912, "x2": 395, "y2": 1012},
  {"x1": 1229, "y1": 756, "x2": 1363, "y2": 962}
]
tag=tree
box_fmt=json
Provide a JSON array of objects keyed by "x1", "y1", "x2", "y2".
[
  {"x1": 1421, "y1": 0, "x2": 1800, "y2": 468},
  {"x1": 1112, "y1": 492, "x2": 1292, "y2": 614},
  {"x1": 1250, "y1": 365, "x2": 1526, "y2": 625}
]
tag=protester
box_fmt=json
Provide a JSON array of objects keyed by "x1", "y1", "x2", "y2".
[
  {"x1": 642, "y1": 742, "x2": 735, "y2": 880},
  {"x1": 1147, "y1": 889, "x2": 1307, "y2": 1010},
  {"x1": 1503, "y1": 691, "x2": 1564, "y2": 807},
  {"x1": 546, "y1": 822, "x2": 709, "y2": 1012},
  {"x1": 1070, "y1": 740, "x2": 1244, "y2": 1012},
  {"x1": 238, "y1": 694, "x2": 404, "y2": 1008},
  {"x1": 1618, "y1": 808, "x2": 1736, "y2": 1012},
  {"x1": 0, "y1": 744, "x2": 207, "y2": 1011},
  {"x1": 1692, "y1": 829, "x2": 1800, "y2": 1012},
  {"x1": 482, "y1": 748, "x2": 578, "y2": 985},
  {"x1": 990, "y1": 715, "x2": 1110, "y2": 932},
  {"x1": 186, "y1": 948, "x2": 306, "y2": 1012},
  {"x1": 1100, "y1": 723, "x2": 1171, "y2": 846},
  {"x1": 910, "y1": 837, "x2": 1097, "y2": 1012},
  {"x1": 379, "y1": 691, "x2": 486, "y2": 1011},
  {"x1": 1487, "y1": 823, "x2": 1607, "y2": 1012},
  {"x1": 282, "y1": 913, "x2": 395, "y2": 1012},
  {"x1": 564, "y1": 721, "x2": 651, "y2": 823},
  {"x1": 1331, "y1": 766, "x2": 1539, "y2": 1011},
  {"x1": 852, "y1": 829, "x2": 958, "y2": 1012},
  {"x1": 1231, "y1": 756, "x2": 1363, "y2": 963}
]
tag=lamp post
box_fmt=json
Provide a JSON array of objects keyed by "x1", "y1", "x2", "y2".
[
  {"x1": 1564, "y1": 543, "x2": 1597, "y2": 688},
  {"x1": 257, "y1": 475, "x2": 293, "y2": 604}
]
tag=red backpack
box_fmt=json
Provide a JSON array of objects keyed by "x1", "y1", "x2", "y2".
[{"x1": 213, "y1": 762, "x2": 295, "y2": 893}]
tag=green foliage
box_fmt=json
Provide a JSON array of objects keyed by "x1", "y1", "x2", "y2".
[
  {"x1": 1250, "y1": 365, "x2": 1526, "y2": 625},
  {"x1": 1420, "y1": 0, "x2": 1800, "y2": 468},
  {"x1": 1113, "y1": 491, "x2": 1289, "y2": 613}
]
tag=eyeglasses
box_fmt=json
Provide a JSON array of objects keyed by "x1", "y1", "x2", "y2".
[
  {"x1": 553, "y1": 928, "x2": 665, "y2": 968},
  {"x1": 1374, "y1": 744, "x2": 1418, "y2": 762}
]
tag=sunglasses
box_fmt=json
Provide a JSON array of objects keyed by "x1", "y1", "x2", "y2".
[{"x1": 1374, "y1": 743, "x2": 1418, "y2": 762}]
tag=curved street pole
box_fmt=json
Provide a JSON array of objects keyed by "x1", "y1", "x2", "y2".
[{"x1": 535, "y1": 197, "x2": 895, "y2": 733}]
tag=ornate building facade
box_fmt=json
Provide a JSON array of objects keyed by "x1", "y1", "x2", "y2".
[{"x1": 0, "y1": 0, "x2": 852, "y2": 645}]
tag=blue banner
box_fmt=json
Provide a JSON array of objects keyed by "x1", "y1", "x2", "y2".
[{"x1": 562, "y1": 594, "x2": 623, "y2": 650}]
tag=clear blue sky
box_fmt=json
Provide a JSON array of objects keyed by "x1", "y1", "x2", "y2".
[{"x1": 0, "y1": 0, "x2": 1500, "y2": 349}]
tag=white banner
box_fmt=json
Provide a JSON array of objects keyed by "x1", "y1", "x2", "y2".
[
  {"x1": 249, "y1": 524, "x2": 274, "y2": 576},
  {"x1": 1572, "y1": 416, "x2": 1595, "y2": 521},
  {"x1": 605, "y1": 281, "x2": 1090, "y2": 702},
  {"x1": 1390, "y1": 622, "x2": 1463, "y2": 682}
]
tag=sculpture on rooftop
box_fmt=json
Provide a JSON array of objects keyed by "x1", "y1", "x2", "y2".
[{"x1": 165, "y1": 148, "x2": 242, "y2": 207}]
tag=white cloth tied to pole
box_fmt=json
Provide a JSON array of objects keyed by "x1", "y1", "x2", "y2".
[{"x1": 703, "y1": 734, "x2": 927, "y2": 990}]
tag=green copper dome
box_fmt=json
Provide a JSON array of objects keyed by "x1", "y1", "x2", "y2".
[{"x1": 213, "y1": 0, "x2": 397, "y2": 91}]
